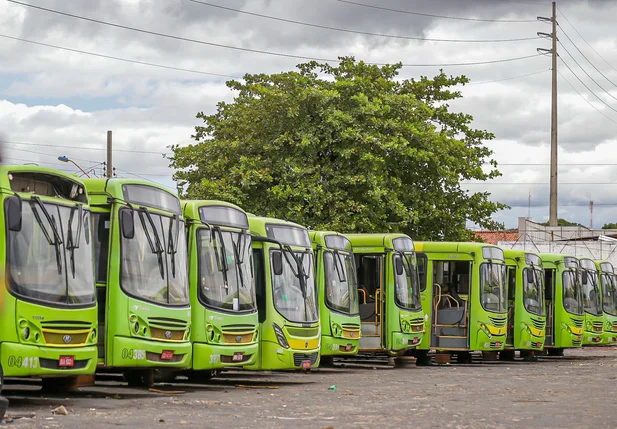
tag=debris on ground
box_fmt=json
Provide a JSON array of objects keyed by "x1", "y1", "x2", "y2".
[
  {"x1": 149, "y1": 388, "x2": 185, "y2": 395},
  {"x1": 52, "y1": 406, "x2": 68, "y2": 416}
]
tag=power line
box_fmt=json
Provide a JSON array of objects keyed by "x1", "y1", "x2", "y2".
[
  {"x1": 463, "y1": 182, "x2": 617, "y2": 185},
  {"x1": 0, "y1": 34, "x2": 239, "y2": 79},
  {"x1": 558, "y1": 40, "x2": 617, "y2": 103},
  {"x1": 557, "y1": 69, "x2": 617, "y2": 126},
  {"x1": 559, "y1": 57, "x2": 617, "y2": 115},
  {"x1": 187, "y1": 0, "x2": 539, "y2": 43},
  {"x1": 558, "y1": 26, "x2": 617, "y2": 90},
  {"x1": 7, "y1": 1, "x2": 543, "y2": 67},
  {"x1": 114, "y1": 167, "x2": 172, "y2": 188},
  {"x1": 463, "y1": 69, "x2": 549, "y2": 86},
  {"x1": 3, "y1": 143, "x2": 99, "y2": 164},
  {"x1": 333, "y1": 0, "x2": 537, "y2": 23},
  {"x1": 0, "y1": 139, "x2": 172, "y2": 155},
  {"x1": 557, "y1": 7, "x2": 617, "y2": 76},
  {"x1": 509, "y1": 202, "x2": 617, "y2": 207}
]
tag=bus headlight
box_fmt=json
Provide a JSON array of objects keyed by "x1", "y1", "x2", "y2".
[
  {"x1": 272, "y1": 323, "x2": 289, "y2": 349},
  {"x1": 478, "y1": 323, "x2": 492, "y2": 339},
  {"x1": 23, "y1": 327, "x2": 30, "y2": 340}
]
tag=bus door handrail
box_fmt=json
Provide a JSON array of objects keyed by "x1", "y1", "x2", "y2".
[
  {"x1": 375, "y1": 289, "x2": 381, "y2": 318},
  {"x1": 358, "y1": 288, "x2": 367, "y2": 304}
]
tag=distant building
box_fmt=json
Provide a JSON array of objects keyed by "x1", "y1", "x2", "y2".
[{"x1": 473, "y1": 230, "x2": 519, "y2": 245}]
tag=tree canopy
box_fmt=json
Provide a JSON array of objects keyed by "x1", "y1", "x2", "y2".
[
  {"x1": 602, "y1": 223, "x2": 617, "y2": 229},
  {"x1": 169, "y1": 57, "x2": 506, "y2": 240}
]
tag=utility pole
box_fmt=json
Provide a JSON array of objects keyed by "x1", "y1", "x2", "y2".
[
  {"x1": 590, "y1": 200, "x2": 594, "y2": 229},
  {"x1": 538, "y1": 2, "x2": 558, "y2": 226},
  {"x1": 106, "y1": 130, "x2": 113, "y2": 178}
]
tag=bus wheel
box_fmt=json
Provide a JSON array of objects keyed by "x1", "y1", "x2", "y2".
[
  {"x1": 499, "y1": 350, "x2": 515, "y2": 361},
  {"x1": 153, "y1": 369, "x2": 177, "y2": 383},
  {"x1": 547, "y1": 348, "x2": 564, "y2": 357},
  {"x1": 319, "y1": 356, "x2": 334, "y2": 368},
  {"x1": 123, "y1": 370, "x2": 154, "y2": 388},
  {"x1": 415, "y1": 350, "x2": 431, "y2": 366},
  {"x1": 41, "y1": 377, "x2": 80, "y2": 393}
]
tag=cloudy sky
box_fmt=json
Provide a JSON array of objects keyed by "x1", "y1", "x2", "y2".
[{"x1": 1, "y1": 0, "x2": 617, "y2": 229}]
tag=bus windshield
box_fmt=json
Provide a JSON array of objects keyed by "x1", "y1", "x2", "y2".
[
  {"x1": 323, "y1": 250, "x2": 359, "y2": 315},
  {"x1": 581, "y1": 270, "x2": 602, "y2": 316},
  {"x1": 271, "y1": 249, "x2": 318, "y2": 323},
  {"x1": 562, "y1": 269, "x2": 584, "y2": 315},
  {"x1": 121, "y1": 209, "x2": 189, "y2": 306},
  {"x1": 523, "y1": 267, "x2": 545, "y2": 315},
  {"x1": 480, "y1": 263, "x2": 507, "y2": 313},
  {"x1": 393, "y1": 251, "x2": 422, "y2": 310},
  {"x1": 601, "y1": 273, "x2": 617, "y2": 316},
  {"x1": 197, "y1": 228, "x2": 256, "y2": 311},
  {"x1": 8, "y1": 200, "x2": 95, "y2": 305}
]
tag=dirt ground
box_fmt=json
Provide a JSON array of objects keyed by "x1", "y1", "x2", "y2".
[{"x1": 2, "y1": 347, "x2": 616, "y2": 429}]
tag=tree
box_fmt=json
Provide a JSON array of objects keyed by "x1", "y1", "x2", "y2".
[
  {"x1": 602, "y1": 223, "x2": 617, "y2": 229},
  {"x1": 169, "y1": 57, "x2": 506, "y2": 240},
  {"x1": 540, "y1": 218, "x2": 581, "y2": 227}
]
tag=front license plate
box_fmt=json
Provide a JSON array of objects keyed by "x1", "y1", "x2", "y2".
[
  {"x1": 232, "y1": 352, "x2": 244, "y2": 362},
  {"x1": 345, "y1": 344, "x2": 353, "y2": 352},
  {"x1": 161, "y1": 350, "x2": 174, "y2": 361},
  {"x1": 59, "y1": 356, "x2": 74, "y2": 367},
  {"x1": 495, "y1": 342, "x2": 501, "y2": 348},
  {"x1": 302, "y1": 360, "x2": 311, "y2": 370},
  {"x1": 412, "y1": 337, "x2": 419, "y2": 344}
]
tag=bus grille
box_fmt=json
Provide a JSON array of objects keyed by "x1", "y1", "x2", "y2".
[
  {"x1": 572, "y1": 340, "x2": 582, "y2": 347},
  {"x1": 342, "y1": 323, "x2": 361, "y2": 330},
  {"x1": 39, "y1": 358, "x2": 90, "y2": 370},
  {"x1": 148, "y1": 317, "x2": 188, "y2": 329},
  {"x1": 222, "y1": 332, "x2": 255, "y2": 344},
  {"x1": 42, "y1": 330, "x2": 90, "y2": 346},
  {"x1": 530, "y1": 317, "x2": 545, "y2": 330},
  {"x1": 286, "y1": 327, "x2": 319, "y2": 338},
  {"x1": 488, "y1": 316, "x2": 506, "y2": 328},
  {"x1": 570, "y1": 318, "x2": 584, "y2": 328},
  {"x1": 150, "y1": 327, "x2": 186, "y2": 341},
  {"x1": 612, "y1": 322, "x2": 617, "y2": 333},
  {"x1": 593, "y1": 322, "x2": 603, "y2": 333},
  {"x1": 293, "y1": 353, "x2": 318, "y2": 367},
  {"x1": 40, "y1": 320, "x2": 92, "y2": 329},
  {"x1": 220, "y1": 354, "x2": 253, "y2": 364}
]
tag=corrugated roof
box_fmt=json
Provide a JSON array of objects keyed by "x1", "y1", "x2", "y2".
[{"x1": 473, "y1": 230, "x2": 519, "y2": 245}]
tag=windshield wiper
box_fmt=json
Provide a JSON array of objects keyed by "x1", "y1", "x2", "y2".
[
  {"x1": 140, "y1": 208, "x2": 165, "y2": 280},
  {"x1": 66, "y1": 204, "x2": 83, "y2": 279},
  {"x1": 332, "y1": 250, "x2": 347, "y2": 282},
  {"x1": 31, "y1": 197, "x2": 63, "y2": 275},
  {"x1": 167, "y1": 214, "x2": 180, "y2": 278},
  {"x1": 212, "y1": 227, "x2": 230, "y2": 294},
  {"x1": 231, "y1": 232, "x2": 247, "y2": 290}
]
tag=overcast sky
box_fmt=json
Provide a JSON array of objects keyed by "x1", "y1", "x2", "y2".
[{"x1": 1, "y1": 0, "x2": 617, "y2": 229}]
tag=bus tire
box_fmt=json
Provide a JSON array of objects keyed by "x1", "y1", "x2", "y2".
[
  {"x1": 123, "y1": 370, "x2": 154, "y2": 388},
  {"x1": 319, "y1": 356, "x2": 334, "y2": 368},
  {"x1": 415, "y1": 350, "x2": 431, "y2": 366},
  {"x1": 456, "y1": 351, "x2": 472, "y2": 364},
  {"x1": 187, "y1": 370, "x2": 218, "y2": 384},
  {"x1": 499, "y1": 350, "x2": 515, "y2": 361}
]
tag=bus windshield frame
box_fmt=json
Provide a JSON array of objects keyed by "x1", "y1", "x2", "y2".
[
  {"x1": 323, "y1": 249, "x2": 360, "y2": 316},
  {"x1": 562, "y1": 268, "x2": 584, "y2": 316},
  {"x1": 479, "y1": 262, "x2": 507, "y2": 313},
  {"x1": 392, "y1": 250, "x2": 422, "y2": 311}
]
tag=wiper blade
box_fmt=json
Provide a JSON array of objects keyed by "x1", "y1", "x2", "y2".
[
  {"x1": 140, "y1": 208, "x2": 165, "y2": 280},
  {"x1": 66, "y1": 204, "x2": 83, "y2": 279},
  {"x1": 332, "y1": 250, "x2": 347, "y2": 283},
  {"x1": 211, "y1": 227, "x2": 229, "y2": 294},
  {"x1": 167, "y1": 214, "x2": 180, "y2": 278},
  {"x1": 31, "y1": 197, "x2": 63, "y2": 275},
  {"x1": 231, "y1": 233, "x2": 246, "y2": 290},
  {"x1": 283, "y1": 245, "x2": 308, "y2": 299}
]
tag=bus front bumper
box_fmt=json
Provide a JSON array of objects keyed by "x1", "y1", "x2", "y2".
[
  {"x1": 244, "y1": 341, "x2": 320, "y2": 371},
  {"x1": 1, "y1": 343, "x2": 97, "y2": 377},
  {"x1": 111, "y1": 336, "x2": 192, "y2": 369},
  {"x1": 583, "y1": 330, "x2": 604, "y2": 346},
  {"x1": 192, "y1": 342, "x2": 258, "y2": 370},
  {"x1": 390, "y1": 332, "x2": 423, "y2": 353},
  {"x1": 320, "y1": 335, "x2": 360, "y2": 356}
]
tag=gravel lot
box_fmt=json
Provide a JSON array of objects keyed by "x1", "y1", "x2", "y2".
[{"x1": 2, "y1": 347, "x2": 616, "y2": 429}]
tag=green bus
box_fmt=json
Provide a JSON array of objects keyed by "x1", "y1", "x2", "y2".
[
  {"x1": 594, "y1": 260, "x2": 617, "y2": 344},
  {"x1": 579, "y1": 258, "x2": 604, "y2": 345},
  {"x1": 502, "y1": 250, "x2": 546, "y2": 359},
  {"x1": 310, "y1": 231, "x2": 361, "y2": 364},
  {"x1": 0, "y1": 166, "x2": 97, "y2": 389},
  {"x1": 346, "y1": 234, "x2": 424, "y2": 357},
  {"x1": 84, "y1": 178, "x2": 192, "y2": 386},
  {"x1": 248, "y1": 216, "x2": 320, "y2": 370},
  {"x1": 183, "y1": 200, "x2": 258, "y2": 376},
  {"x1": 414, "y1": 242, "x2": 507, "y2": 363},
  {"x1": 539, "y1": 254, "x2": 584, "y2": 355}
]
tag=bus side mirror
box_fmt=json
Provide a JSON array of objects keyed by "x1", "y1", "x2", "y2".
[
  {"x1": 272, "y1": 251, "x2": 283, "y2": 276},
  {"x1": 526, "y1": 269, "x2": 535, "y2": 284},
  {"x1": 395, "y1": 257, "x2": 404, "y2": 276},
  {"x1": 582, "y1": 271, "x2": 588, "y2": 284},
  {"x1": 121, "y1": 209, "x2": 135, "y2": 239},
  {"x1": 6, "y1": 195, "x2": 22, "y2": 232}
]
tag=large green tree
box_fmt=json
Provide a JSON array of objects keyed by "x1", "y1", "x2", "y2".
[{"x1": 169, "y1": 57, "x2": 506, "y2": 240}]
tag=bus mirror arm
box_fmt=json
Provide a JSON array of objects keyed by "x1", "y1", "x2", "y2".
[{"x1": 6, "y1": 194, "x2": 22, "y2": 232}]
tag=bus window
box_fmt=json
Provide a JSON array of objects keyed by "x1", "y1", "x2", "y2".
[
  {"x1": 417, "y1": 253, "x2": 427, "y2": 292},
  {"x1": 252, "y1": 249, "x2": 266, "y2": 323},
  {"x1": 507, "y1": 267, "x2": 516, "y2": 301},
  {"x1": 93, "y1": 213, "x2": 110, "y2": 284},
  {"x1": 355, "y1": 255, "x2": 382, "y2": 304}
]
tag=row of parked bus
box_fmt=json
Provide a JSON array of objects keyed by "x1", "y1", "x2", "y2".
[{"x1": 0, "y1": 165, "x2": 613, "y2": 393}]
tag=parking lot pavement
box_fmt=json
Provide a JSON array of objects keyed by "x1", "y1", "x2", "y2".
[{"x1": 2, "y1": 347, "x2": 617, "y2": 429}]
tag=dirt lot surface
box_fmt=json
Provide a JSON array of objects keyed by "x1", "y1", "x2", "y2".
[{"x1": 2, "y1": 347, "x2": 616, "y2": 429}]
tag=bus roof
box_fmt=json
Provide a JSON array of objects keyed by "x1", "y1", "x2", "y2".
[
  {"x1": 595, "y1": 260, "x2": 614, "y2": 274},
  {"x1": 83, "y1": 178, "x2": 180, "y2": 213},
  {"x1": 248, "y1": 215, "x2": 311, "y2": 248},
  {"x1": 503, "y1": 249, "x2": 542, "y2": 267},
  {"x1": 182, "y1": 200, "x2": 248, "y2": 229},
  {"x1": 309, "y1": 231, "x2": 352, "y2": 251},
  {"x1": 0, "y1": 165, "x2": 88, "y2": 203},
  {"x1": 345, "y1": 233, "x2": 412, "y2": 251}
]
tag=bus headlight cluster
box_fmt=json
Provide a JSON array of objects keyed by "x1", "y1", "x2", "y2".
[
  {"x1": 478, "y1": 322, "x2": 492, "y2": 339},
  {"x1": 272, "y1": 323, "x2": 289, "y2": 349},
  {"x1": 331, "y1": 323, "x2": 342, "y2": 337}
]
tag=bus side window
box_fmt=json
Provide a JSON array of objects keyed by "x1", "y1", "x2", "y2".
[
  {"x1": 545, "y1": 269, "x2": 554, "y2": 301},
  {"x1": 355, "y1": 255, "x2": 381, "y2": 304},
  {"x1": 417, "y1": 253, "x2": 427, "y2": 292},
  {"x1": 252, "y1": 249, "x2": 267, "y2": 323}
]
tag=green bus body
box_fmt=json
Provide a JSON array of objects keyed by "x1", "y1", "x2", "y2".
[
  {"x1": 83, "y1": 179, "x2": 191, "y2": 374},
  {"x1": 248, "y1": 216, "x2": 321, "y2": 370},
  {"x1": 415, "y1": 242, "x2": 507, "y2": 353},
  {"x1": 0, "y1": 166, "x2": 97, "y2": 382},
  {"x1": 579, "y1": 258, "x2": 604, "y2": 345},
  {"x1": 594, "y1": 260, "x2": 617, "y2": 344},
  {"x1": 503, "y1": 250, "x2": 546, "y2": 352},
  {"x1": 346, "y1": 234, "x2": 424, "y2": 355},
  {"x1": 539, "y1": 254, "x2": 584, "y2": 351},
  {"x1": 183, "y1": 200, "x2": 258, "y2": 370},
  {"x1": 309, "y1": 231, "x2": 361, "y2": 358}
]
